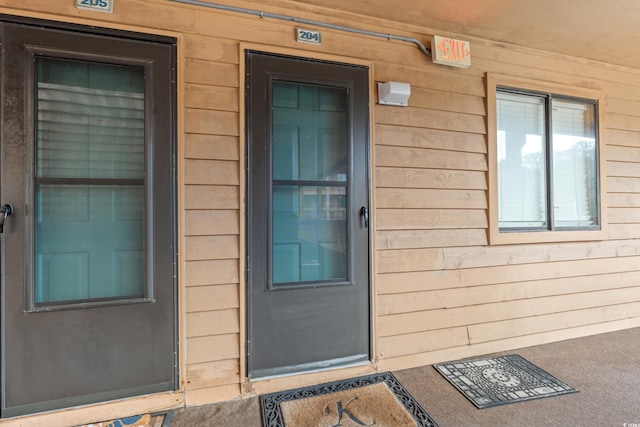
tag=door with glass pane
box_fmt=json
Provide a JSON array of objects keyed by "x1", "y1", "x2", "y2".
[
  {"x1": 0, "y1": 21, "x2": 176, "y2": 416},
  {"x1": 247, "y1": 51, "x2": 370, "y2": 378}
]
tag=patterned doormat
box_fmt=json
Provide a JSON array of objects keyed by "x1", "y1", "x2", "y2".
[
  {"x1": 261, "y1": 372, "x2": 439, "y2": 426},
  {"x1": 434, "y1": 354, "x2": 578, "y2": 409}
]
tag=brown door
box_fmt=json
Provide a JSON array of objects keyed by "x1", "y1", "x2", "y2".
[
  {"x1": 0, "y1": 19, "x2": 176, "y2": 416},
  {"x1": 246, "y1": 51, "x2": 371, "y2": 378}
]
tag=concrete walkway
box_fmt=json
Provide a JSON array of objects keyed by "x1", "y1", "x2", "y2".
[{"x1": 171, "y1": 327, "x2": 640, "y2": 426}]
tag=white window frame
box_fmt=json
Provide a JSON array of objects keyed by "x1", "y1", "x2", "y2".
[{"x1": 487, "y1": 73, "x2": 607, "y2": 245}]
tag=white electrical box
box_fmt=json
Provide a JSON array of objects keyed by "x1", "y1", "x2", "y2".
[{"x1": 377, "y1": 81, "x2": 411, "y2": 106}]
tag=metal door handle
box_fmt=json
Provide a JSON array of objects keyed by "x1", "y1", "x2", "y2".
[
  {"x1": 360, "y1": 206, "x2": 369, "y2": 229},
  {"x1": 0, "y1": 203, "x2": 14, "y2": 234}
]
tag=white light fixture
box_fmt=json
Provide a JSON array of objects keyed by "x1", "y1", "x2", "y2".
[{"x1": 377, "y1": 81, "x2": 411, "y2": 107}]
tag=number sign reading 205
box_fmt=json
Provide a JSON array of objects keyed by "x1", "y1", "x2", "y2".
[
  {"x1": 76, "y1": 0, "x2": 113, "y2": 13},
  {"x1": 296, "y1": 28, "x2": 322, "y2": 45}
]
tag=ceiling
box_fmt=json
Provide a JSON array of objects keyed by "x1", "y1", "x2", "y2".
[{"x1": 290, "y1": 0, "x2": 640, "y2": 70}]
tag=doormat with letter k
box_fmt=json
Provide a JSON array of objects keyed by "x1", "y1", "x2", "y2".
[
  {"x1": 260, "y1": 372, "x2": 439, "y2": 427},
  {"x1": 434, "y1": 354, "x2": 578, "y2": 409}
]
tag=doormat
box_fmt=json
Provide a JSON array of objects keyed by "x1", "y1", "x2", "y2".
[
  {"x1": 78, "y1": 411, "x2": 173, "y2": 427},
  {"x1": 261, "y1": 372, "x2": 439, "y2": 427},
  {"x1": 433, "y1": 354, "x2": 578, "y2": 409}
]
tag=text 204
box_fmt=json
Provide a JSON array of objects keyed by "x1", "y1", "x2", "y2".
[{"x1": 297, "y1": 30, "x2": 321, "y2": 44}]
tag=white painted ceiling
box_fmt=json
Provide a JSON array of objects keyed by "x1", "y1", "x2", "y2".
[{"x1": 290, "y1": 0, "x2": 640, "y2": 70}]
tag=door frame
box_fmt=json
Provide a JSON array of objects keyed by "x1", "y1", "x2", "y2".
[
  {"x1": 0, "y1": 14, "x2": 179, "y2": 416},
  {"x1": 240, "y1": 45, "x2": 376, "y2": 383}
]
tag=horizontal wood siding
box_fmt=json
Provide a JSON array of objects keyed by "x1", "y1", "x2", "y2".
[
  {"x1": 373, "y1": 37, "x2": 640, "y2": 369},
  {"x1": 3, "y1": 0, "x2": 640, "y2": 415},
  {"x1": 178, "y1": 7, "x2": 243, "y2": 399}
]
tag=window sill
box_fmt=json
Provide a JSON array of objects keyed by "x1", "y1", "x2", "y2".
[{"x1": 488, "y1": 228, "x2": 607, "y2": 245}]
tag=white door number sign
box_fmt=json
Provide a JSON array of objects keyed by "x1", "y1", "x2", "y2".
[
  {"x1": 76, "y1": 0, "x2": 113, "y2": 13},
  {"x1": 296, "y1": 28, "x2": 322, "y2": 45}
]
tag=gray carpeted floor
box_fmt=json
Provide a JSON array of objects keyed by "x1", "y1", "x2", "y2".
[
  {"x1": 395, "y1": 327, "x2": 640, "y2": 427},
  {"x1": 171, "y1": 327, "x2": 640, "y2": 427}
]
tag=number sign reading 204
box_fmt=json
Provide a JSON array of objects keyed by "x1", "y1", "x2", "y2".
[
  {"x1": 76, "y1": 0, "x2": 113, "y2": 13},
  {"x1": 296, "y1": 28, "x2": 322, "y2": 45}
]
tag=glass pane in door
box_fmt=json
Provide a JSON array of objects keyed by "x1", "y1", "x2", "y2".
[
  {"x1": 34, "y1": 57, "x2": 145, "y2": 304},
  {"x1": 271, "y1": 82, "x2": 349, "y2": 285}
]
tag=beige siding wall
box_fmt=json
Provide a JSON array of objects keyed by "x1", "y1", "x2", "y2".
[
  {"x1": 374, "y1": 44, "x2": 640, "y2": 370},
  {"x1": 3, "y1": 0, "x2": 640, "y2": 420},
  {"x1": 182, "y1": 29, "x2": 242, "y2": 405}
]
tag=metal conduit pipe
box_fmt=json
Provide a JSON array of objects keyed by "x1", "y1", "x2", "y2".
[{"x1": 170, "y1": 0, "x2": 432, "y2": 58}]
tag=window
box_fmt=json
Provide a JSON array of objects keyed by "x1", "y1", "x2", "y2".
[
  {"x1": 34, "y1": 57, "x2": 147, "y2": 304},
  {"x1": 21, "y1": 31, "x2": 177, "y2": 311},
  {"x1": 487, "y1": 74, "x2": 605, "y2": 244}
]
